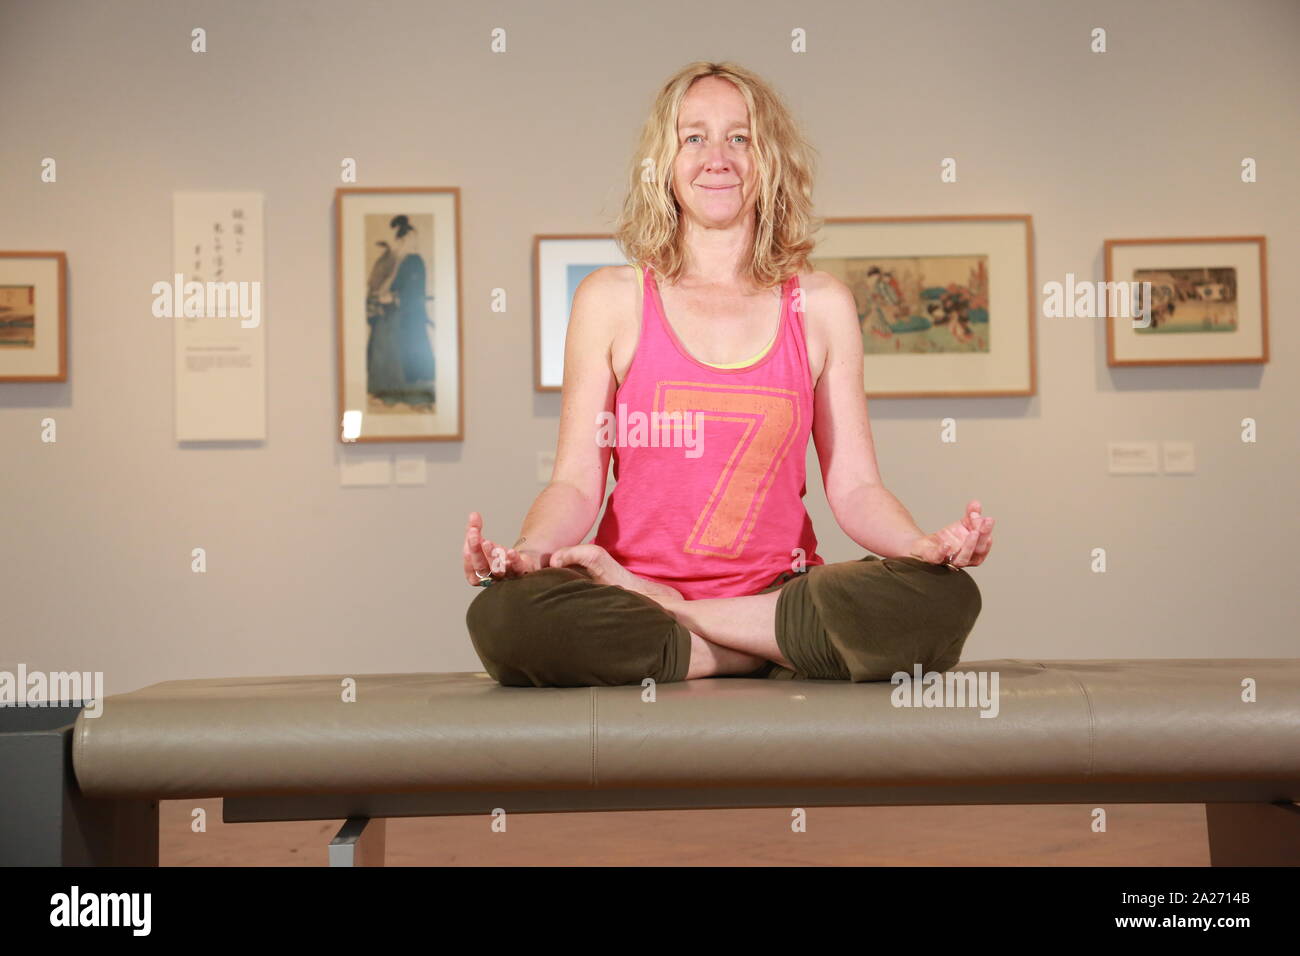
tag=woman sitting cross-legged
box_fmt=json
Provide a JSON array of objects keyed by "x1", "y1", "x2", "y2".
[{"x1": 463, "y1": 61, "x2": 993, "y2": 687}]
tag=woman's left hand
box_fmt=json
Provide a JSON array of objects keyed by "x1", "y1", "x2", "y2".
[{"x1": 909, "y1": 499, "x2": 994, "y2": 568}]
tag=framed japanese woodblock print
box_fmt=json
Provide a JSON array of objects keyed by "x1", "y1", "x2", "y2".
[
  {"x1": 1105, "y1": 235, "x2": 1268, "y2": 367},
  {"x1": 811, "y1": 215, "x2": 1035, "y2": 397},
  {"x1": 335, "y1": 187, "x2": 463, "y2": 442},
  {"x1": 0, "y1": 251, "x2": 66, "y2": 383},
  {"x1": 535, "y1": 234, "x2": 630, "y2": 391}
]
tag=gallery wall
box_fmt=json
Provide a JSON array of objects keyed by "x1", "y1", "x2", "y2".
[{"x1": 2, "y1": 0, "x2": 1297, "y2": 695}]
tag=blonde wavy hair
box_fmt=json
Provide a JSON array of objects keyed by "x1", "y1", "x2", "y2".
[{"x1": 614, "y1": 61, "x2": 822, "y2": 291}]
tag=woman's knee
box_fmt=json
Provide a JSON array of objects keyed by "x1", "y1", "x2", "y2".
[
  {"x1": 464, "y1": 567, "x2": 691, "y2": 688},
  {"x1": 886, "y1": 557, "x2": 981, "y2": 625},
  {"x1": 465, "y1": 567, "x2": 583, "y2": 684},
  {"x1": 883, "y1": 557, "x2": 982, "y2": 667},
  {"x1": 803, "y1": 556, "x2": 982, "y2": 680}
]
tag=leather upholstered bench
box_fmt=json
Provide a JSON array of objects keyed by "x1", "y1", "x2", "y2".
[{"x1": 3, "y1": 658, "x2": 1298, "y2": 866}]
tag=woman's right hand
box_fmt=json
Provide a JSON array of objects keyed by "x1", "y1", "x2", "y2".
[{"x1": 463, "y1": 512, "x2": 544, "y2": 586}]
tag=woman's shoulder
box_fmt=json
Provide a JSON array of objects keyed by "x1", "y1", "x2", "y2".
[
  {"x1": 574, "y1": 264, "x2": 638, "y2": 297},
  {"x1": 579, "y1": 264, "x2": 642, "y2": 323},
  {"x1": 790, "y1": 268, "x2": 855, "y2": 324},
  {"x1": 791, "y1": 267, "x2": 842, "y2": 294},
  {"x1": 567, "y1": 265, "x2": 640, "y2": 339}
]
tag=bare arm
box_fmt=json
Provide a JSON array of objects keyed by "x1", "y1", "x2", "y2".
[
  {"x1": 468, "y1": 267, "x2": 623, "y2": 578},
  {"x1": 809, "y1": 275, "x2": 927, "y2": 559},
  {"x1": 515, "y1": 267, "x2": 623, "y2": 561}
]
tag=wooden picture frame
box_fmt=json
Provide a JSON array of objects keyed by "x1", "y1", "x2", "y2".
[
  {"x1": 812, "y1": 215, "x2": 1036, "y2": 398},
  {"x1": 334, "y1": 187, "x2": 463, "y2": 442},
  {"x1": 534, "y1": 234, "x2": 630, "y2": 391},
  {"x1": 0, "y1": 251, "x2": 67, "y2": 383},
  {"x1": 1105, "y1": 235, "x2": 1268, "y2": 367}
]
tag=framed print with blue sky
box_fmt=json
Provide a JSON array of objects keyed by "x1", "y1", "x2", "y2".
[{"x1": 534, "y1": 234, "x2": 631, "y2": 391}]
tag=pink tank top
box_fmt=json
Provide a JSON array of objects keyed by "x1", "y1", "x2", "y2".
[{"x1": 592, "y1": 265, "x2": 824, "y2": 599}]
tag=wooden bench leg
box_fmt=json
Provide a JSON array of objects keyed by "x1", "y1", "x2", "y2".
[
  {"x1": 328, "y1": 816, "x2": 386, "y2": 866},
  {"x1": 1206, "y1": 801, "x2": 1300, "y2": 866}
]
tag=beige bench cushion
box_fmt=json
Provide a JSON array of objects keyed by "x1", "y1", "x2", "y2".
[{"x1": 71, "y1": 659, "x2": 1300, "y2": 800}]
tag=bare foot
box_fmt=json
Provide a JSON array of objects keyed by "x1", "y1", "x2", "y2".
[{"x1": 549, "y1": 544, "x2": 684, "y2": 602}]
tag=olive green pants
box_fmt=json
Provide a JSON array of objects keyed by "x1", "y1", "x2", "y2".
[{"x1": 466, "y1": 555, "x2": 981, "y2": 687}]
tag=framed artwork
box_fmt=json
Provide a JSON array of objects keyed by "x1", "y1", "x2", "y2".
[
  {"x1": 335, "y1": 187, "x2": 463, "y2": 442},
  {"x1": 811, "y1": 215, "x2": 1036, "y2": 398},
  {"x1": 1105, "y1": 236, "x2": 1268, "y2": 367},
  {"x1": 0, "y1": 251, "x2": 66, "y2": 383},
  {"x1": 534, "y1": 234, "x2": 631, "y2": 391}
]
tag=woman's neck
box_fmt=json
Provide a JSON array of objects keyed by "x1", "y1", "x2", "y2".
[{"x1": 674, "y1": 213, "x2": 757, "y2": 289}]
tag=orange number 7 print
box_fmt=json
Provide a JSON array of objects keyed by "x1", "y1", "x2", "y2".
[{"x1": 656, "y1": 381, "x2": 801, "y2": 558}]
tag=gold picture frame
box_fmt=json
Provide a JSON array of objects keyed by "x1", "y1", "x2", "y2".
[
  {"x1": 0, "y1": 251, "x2": 67, "y2": 383},
  {"x1": 1105, "y1": 235, "x2": 1268, "y2": 367},
  {"x1": 334, "y1": 187, "x2": 464, "y2": 442},
  {"x1": 812, "y1": 215, "x2": 1036, "y2": 398}
]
